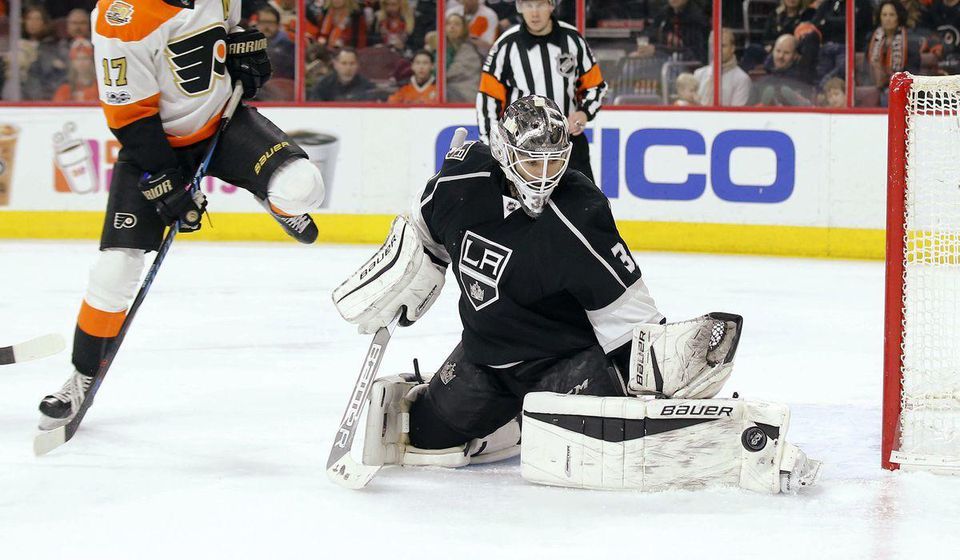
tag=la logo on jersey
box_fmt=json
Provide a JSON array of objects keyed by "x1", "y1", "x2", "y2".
[
  {"x1": 458, "y1": 231, "x2": 512, "y2": 311},
  {"x1": 166, "y1": 25, "x2": 228, "y2": 96}
]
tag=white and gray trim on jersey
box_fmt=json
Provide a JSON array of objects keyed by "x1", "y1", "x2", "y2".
[
  {"x1": 548, "y1": 200, "x2": 664, "y2": 352},
  {"x1": 476, "y1": 21, "x2": 608, "y2": 143},
  {"x1": 410, "y1": 168, "x2": 494, "y2": 265}
]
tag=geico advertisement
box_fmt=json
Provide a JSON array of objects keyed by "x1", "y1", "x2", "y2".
[
  {"x1": 434, "y1": 111, "x2": 886, "y2": 228},
  {"x1": 0, "y1": 107, "x2": 886, "y2": 229}
]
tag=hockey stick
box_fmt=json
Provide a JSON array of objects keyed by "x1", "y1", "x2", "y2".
[
  {"x1": 326, "y1": 312, "x2": 402, "y2": 489},
  {"x1": 33, "y1": 85, "x2": 244, "y2": 456},
  {"x1": 0, "y1": 334, "x2": 66, "y2": 366}
]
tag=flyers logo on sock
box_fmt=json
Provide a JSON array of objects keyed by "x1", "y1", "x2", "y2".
[
  {"x1": 105, "y1": 0, "x2": 134, "y2": 26},
  {"x1": 166, "y1": 25, "x2": 227, "y2": 96}
]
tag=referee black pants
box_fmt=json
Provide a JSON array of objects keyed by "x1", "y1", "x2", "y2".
[{"x1": 569, "y1": 133, "x2": 594, "y2": 183}]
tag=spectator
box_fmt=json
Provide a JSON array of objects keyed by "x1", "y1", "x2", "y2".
[
  {"x1": 694, "y1": 28, "x2": 751, "y2": 106},
  {"x1": 445, "y1": 12, "x2": 484, "y2": 102},
  {"x1": 388, "y1": 50, "x2": 438, "y2": 103},
  {"x1": 634, "y1": 0, "x2": 709, "y2": 63},
  {"x1": 311, "y1": 0, "x2": 368, "y2": 50},
  {"x1": 424, "y1": 30, "x2": 439, "y2": 54},
  {"x1": 64, "y1": 8, "x2": 91, "y2": 41},
  {"x1": 811, "y1": 0, "x2": 874, "y2": 51},
  {"x1": 42, "y1": 0, "x2": 97, "y2": 21},
  {"x1": 52, "y1": 39, "x2": 96, "y2": 102},
  {"x1": 755, "y1": 34, "x2": 816, "y2": 105},
  {"x1": 309, "y1": 47, "x2": 378, "y2": 100},
  {"x1": 21, "y1": 5, "x2": 69, "y2": 100},
  {"x1": 374, "y1": 0, "x2": 414, "y2": 51},
  {"x1": 867, "y1": 0, "x2": 922, "y2": 101},
  {"x1": 899, "y1": 0, "x2": 923, "y2": 29},
  {"x1": 763, "y1": 0, "x2": 815, "y2": 45},
  {"x1": 485, "y1": 0, "x2": 521, "y2": 32},
  {"x1": 255, "y1": 4, "x2": 295, "y2": 80},
  {"x1": 406, "y1": 0, "x2": 437, "y2": 51},
  {"x1": 820, "y1": 76, "x2": 846, "y2": 107},
  {"x1": 673, "y1": 72, "x2": 699, "y2": 105},
  {"x1": 447, "y1": 0, "x2": 500, "y2": 49},
  {"x1": 920, "y1": 0, "x2": 960, "y2": 73},
  {"x1": 275, "y1": 0, "x2": 299, "y2": 37}
]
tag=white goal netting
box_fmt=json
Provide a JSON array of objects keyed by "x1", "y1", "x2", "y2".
[{"x1": 896, "y1": 75, "x2": 960, "y2": 469}]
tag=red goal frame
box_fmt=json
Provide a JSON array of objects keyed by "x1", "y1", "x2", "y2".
[{"x1": 882, "y1": 72, "x2": 912, "y2": 471}]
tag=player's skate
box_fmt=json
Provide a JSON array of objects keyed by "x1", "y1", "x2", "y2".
[
  {"x1": 38, "y1": 370, "x2": 94, "y2": 431},
  {"x1": 258, "y1": 198, "x2": 318, "y2": 244}
]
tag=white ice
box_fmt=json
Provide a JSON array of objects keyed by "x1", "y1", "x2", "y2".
[{"x1": 2, "y1": 240, "x2": 959, "y2": 560}]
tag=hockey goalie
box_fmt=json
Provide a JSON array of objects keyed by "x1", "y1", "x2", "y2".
[{"x1": 332, "y1": 95, "x2": 821, "y2": 494}]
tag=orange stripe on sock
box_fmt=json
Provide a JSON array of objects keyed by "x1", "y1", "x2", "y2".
[
  {"x1": 77, "y1": 301, "x2": 127, "y2": 338},
  {"x1": 269, "y1": 202, "x2": 295, "y2": 217}
]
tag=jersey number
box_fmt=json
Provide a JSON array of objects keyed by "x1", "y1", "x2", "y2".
[
  {"x1": 611, "y1": 243, "x2": 636, "y2": 273},
  {"x1": 101, "y1": 57, "x2": 128, "y2": 87}
]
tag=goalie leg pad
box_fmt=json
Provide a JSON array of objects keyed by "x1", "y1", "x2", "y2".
[
  {"x1": 520, "y1": 392, "x2": 821, "y2": 494},
  {"x1": 628, "y1": 312, "x2": 742, "y2": 399},
  {"x1": 332, "y1": 215, "x2": 445, "y2": 334},
  {"x1": 361, "y1": 374, "x2": 521, "y2": 468}
]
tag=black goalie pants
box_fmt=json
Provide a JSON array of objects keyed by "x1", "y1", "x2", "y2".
[{"x1": 408, "y1": 342, "x2": 628, "y2": 449}]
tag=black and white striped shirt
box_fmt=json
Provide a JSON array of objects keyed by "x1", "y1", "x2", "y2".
[{"x1": 476, "y1": 17, "x2": 607, "y2": 143}]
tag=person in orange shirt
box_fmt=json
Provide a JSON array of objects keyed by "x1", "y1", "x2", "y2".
[
  {"x1": 388, "y1": 50, "x2": 437, "y2": 104},
  {"x1": 52, "y1": 39, "x2": 99, "y2": 102},
  {"x1": 446, "y1": 0, "x2": 499, "y2": 49}
]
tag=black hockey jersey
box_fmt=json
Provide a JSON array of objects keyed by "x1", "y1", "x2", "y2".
[{"x1": 411, "y1": 142, "x2": 663, "y2": 366}]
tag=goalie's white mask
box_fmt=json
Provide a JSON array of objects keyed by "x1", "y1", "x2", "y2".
[{"x1": 490, "y1": 95, "x2": 572, "y2": 218}]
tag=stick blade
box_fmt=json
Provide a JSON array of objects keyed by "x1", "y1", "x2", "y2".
[
  {"x1": 326, "y1": 454, "x2": 381, "y2": 490},
  {"x1": 13, "y1": 333, "x2": 66, "y2": 364},
  {"x1": 33, "y1": 427, "x2": 67, "y2": 456}
]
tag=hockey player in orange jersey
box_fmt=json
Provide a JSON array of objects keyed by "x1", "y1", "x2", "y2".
[{"x1": 37, "y1": 0, "x2": 327, "y2": 430}]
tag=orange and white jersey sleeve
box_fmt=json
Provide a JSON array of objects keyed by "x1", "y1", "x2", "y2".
[{"x1": 92, "y1": 0, "x2": 241, "y2": 171}]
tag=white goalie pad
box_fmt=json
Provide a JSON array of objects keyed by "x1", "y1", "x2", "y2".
[
  {"x1": 628, "y1": 312, "x2": 742, "y2": 399},
  {"x1": 520, "y1": 392, "x2": 821, "y2": 494},
  {"x1": 333, "y1": 215, "x2": 445, "y2": 334},
  {"x1": 362, "y1": 374, "x2": 521, "y2": 468}
]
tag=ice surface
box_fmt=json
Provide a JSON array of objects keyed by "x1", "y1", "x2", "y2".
[{"x1": 2, "y1": 240, "x2": 959, "y2": 559}]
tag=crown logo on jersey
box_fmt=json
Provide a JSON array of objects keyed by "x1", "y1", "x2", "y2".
[
  {"x1": 469, "y1": 282, "x2": 485, "y2": 302},
  {"x1": 105, "y1": 0, "x2": 134, "y2": 26}
]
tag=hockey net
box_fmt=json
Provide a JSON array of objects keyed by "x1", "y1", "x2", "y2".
[{"x1": 884, "y1": 73, "x2": 960, "y2": 472}]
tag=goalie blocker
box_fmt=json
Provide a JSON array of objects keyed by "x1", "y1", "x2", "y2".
[
  {"x1": 521, "y1": 392, "x2": 821, "y2": 494},
  {"x1": 332, "y1": 215, "x2": 445, "y2": 334}
]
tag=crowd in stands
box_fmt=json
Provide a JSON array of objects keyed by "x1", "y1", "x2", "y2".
[{"x1": 3, "y1": 0, "x2": 960, "y2": 106}]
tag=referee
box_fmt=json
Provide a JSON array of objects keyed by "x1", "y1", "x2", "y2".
[{"x1": 476, "y1": 0, "x2": 606, "y2": 181}]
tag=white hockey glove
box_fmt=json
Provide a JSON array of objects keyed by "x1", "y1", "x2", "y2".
[
  {"x1": 333, "y1": 215, "x2": 445, "y2": 334},
  {"x1": 628, "y1": 312, "x2": 742, "y2": 399}
]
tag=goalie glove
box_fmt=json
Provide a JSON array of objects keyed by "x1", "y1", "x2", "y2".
[
  {"x1": 333, "y1": 215, "x2": 445, "y2": 334},
  {"x1": 628, "y1": 312, "x2": 742, "y2": 399}
]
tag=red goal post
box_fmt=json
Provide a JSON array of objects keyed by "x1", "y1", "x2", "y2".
[{"x1": 884, "y1": 72, "x2": 960, "y2": 473}]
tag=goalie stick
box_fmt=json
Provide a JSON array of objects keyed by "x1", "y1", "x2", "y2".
[
  {"x1": 33, "y1": 84, "x2": 244, "y2": 457},
  {"x1": 326, "y1": 312, "x2": 402, "y2": 489},
  {"x1": 325, "y1": 127, "x2": 465, "y2": 487},
  {"x1": 0, "y1": 334, "x2": 66, "y2": 366}
]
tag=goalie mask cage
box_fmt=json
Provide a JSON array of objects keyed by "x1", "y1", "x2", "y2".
[{"x1": 884, "y1": 72, "x2": 960, "y2": 473}]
